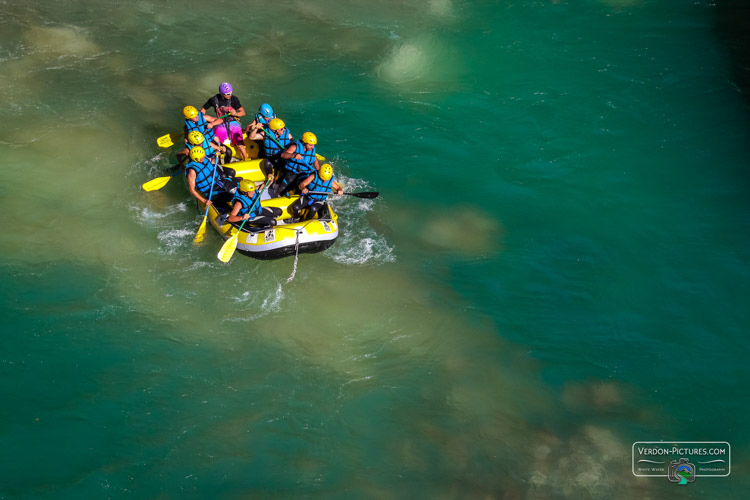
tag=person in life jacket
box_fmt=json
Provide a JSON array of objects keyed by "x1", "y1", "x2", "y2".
[
  {"x1": 244, "y1": 103, "x2": 276, "y2": 138},
  {"x1": 226, "y1": 179, "x2": 282, "y2": 227},
  {"x1": 247, "y1": 117, "x2": 293, "y2": 178},
  {"x1": 289, "y1": 163, "x2": 343, "y2": 221},
  {"x1": 200, "y1": 82, "x2": 248, "y2": 160},
  {"x1": 185, "y1": 146, "x2": 225, "y2": 207},
  {"x1": 274, "y1": 131, "x2": 320, "y2": 196},
  {"x1": 179, "y1": 105, "x2": 223, "y2": 161},
  {"x1": 187, "y1": 130, "x2": 232, "y2": 165}
]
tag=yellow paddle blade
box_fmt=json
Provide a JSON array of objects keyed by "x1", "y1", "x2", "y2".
[
  {"x1": 193, "y1": 216, "x2": 208, "y2": 244},
  {"x1": 141, "y1": 175, "x2": 172, "y2": 192},
  {"x1": 157, "y1": 134, "x2": 173, "y2": 148},
  {"x1": 315, "y1": 153, "x2": 326, "y2": 161},
  {"x1": 217, "y1": 233, "x2": 240, "y2": 263},
  {"x1": 157, "y1": 132, "x2": 182, "y2": 148}
]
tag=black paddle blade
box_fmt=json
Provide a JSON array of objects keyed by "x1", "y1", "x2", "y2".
[{"x1": 345, "y1": 191, "x2": 379, "y2": 199}]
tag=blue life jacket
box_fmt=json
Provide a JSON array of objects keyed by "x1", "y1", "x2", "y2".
[
  {"x1": 198, "y1": 136, "x2": 216, "y2": 157},
  {"x1": 285, "y1": 140, "x2": 316, "y2": 174},
  {"x1": 185, "y1": 158, "x2": 220, "y2": 196},
  {"x1": 264, "y1": 128, "x2": 292, "y2": 157},
  {"x1": 305, "y1": 173, "x2": 334, "y2": 203},
  {"x1": 231, "y1": 190, "x2": 262, "y2": 218},
  {"x1": 184, "y1": 114, "x2": 215, "y2": 143}
]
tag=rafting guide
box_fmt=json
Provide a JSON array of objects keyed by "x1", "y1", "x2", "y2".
[{"x1": 632, "y1": 441, "x2": 730, "y2": 484}]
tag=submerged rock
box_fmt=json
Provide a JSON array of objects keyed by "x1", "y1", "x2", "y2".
[{"x1": 24, "y1": 25, "x2": 100, "y2": 58}]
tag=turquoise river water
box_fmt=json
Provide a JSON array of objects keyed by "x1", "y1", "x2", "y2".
[{"x1": 1, "y1": 1, "x2": 748, "y2": 498}]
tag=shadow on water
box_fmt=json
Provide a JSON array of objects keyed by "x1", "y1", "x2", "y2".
[{"x1": 717, "y1": 0, "x2": 750, "y2": 107}]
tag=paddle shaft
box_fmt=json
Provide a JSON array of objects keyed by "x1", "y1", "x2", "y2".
[
  {"x1": 192, "y1": 158, "x2": 218, "y2": 244},
  {"x1": 201, "y1": 157, "x2": 220, "y2": 211},
  {"x1": 306, "y1": 190, "x2": 379, "y2": 199},
  {"x1": 167, "y1": 155, "x2": 188, "y2": 173}
]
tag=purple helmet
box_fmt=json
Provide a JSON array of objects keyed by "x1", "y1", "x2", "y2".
[{"x1": 219, "y1": 82, "x2": 233, "y2": 94}]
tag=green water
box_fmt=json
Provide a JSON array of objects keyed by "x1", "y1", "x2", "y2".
[{"x1": 1, "y1": 1, "x2": 748, "y2": 498}]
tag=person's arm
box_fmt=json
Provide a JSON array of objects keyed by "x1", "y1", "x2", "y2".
[
  {"x1": 247, "y1": 127, "x2": 264, "y2": 141},
  {"x1": 205, "y1": 114, "x2": 223, "y2": 129},
  {"x1": 299, "y1": 174, "x2": 315, "y2": 194},
  {"x1": 244, "y1": 118, "x2": 260, "y2": 134},
  {"x1": 281, "y1": 143, "x2": 298, "y2": 160},
  {"x1": 210, "y1": 136, "x2": 227, "y2": 155},
  {"x1": 313, "y1": 157, "x2": 321, "y2": 171},
  {"x1": 233, "y1": 97, "x2": 246, "y2": 118},
  {"x1": 331, "y1": 179, "x2": 344, "y2": 195},
  {"x1": 186, "y1": 169, "x2": 212, "y2": 206},
  {"x1": 227, "y1": 201, "x2": 248, "y2": 223}
]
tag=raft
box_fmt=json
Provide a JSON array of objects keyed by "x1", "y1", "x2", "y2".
[{"x1": 199, "y1": 157, "x2": 339, "y2": 260}]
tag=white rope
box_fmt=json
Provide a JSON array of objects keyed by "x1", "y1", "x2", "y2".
[
  {"x1": 285, "y1": 229, "x2": 302, "y2": 283},
  {"x1": 283, "y1": 212, "x2": 333, "y2": 284}
]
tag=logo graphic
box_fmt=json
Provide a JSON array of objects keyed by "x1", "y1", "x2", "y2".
[
  {"x1": 632, "y1": 441, "x2": 730, "y2": 484},
  {"x1": 668, "y1": 458, "x2": 695, "y2": 485}
]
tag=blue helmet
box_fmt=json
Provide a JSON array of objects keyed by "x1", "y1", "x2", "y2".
[{"x1": 259, "y1": 103, "x2": 274, "y2": 118}]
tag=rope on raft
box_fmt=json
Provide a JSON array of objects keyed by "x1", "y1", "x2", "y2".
[
  {"x1": 284, "y1": 215, "x2": 333, "y2": 284},
  {"x1": 285, "y1": 229, "x2": 301, "y2": 284}
]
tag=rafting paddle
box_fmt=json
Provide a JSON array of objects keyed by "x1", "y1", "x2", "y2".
[
  {"x1": 142, "y1": 170, "x2": 180, "y2": 192},
  {"x1": 217, "y1": 178, "x2": 273, "y2": 263},
  {"x1": 157, "y1": 132, "x2": 183, "y2": 148},
  {"x1": 141, "y1": 157, "x2": 188, "y2": 191},
  {"x1": 306, "y1": 190, "x2": 379, "y2": 199},
  {"x1": 193, "y1": 157, "x2": 219, "y2": 244}
]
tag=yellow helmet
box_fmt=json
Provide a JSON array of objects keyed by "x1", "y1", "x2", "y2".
[
  {"x1": 187, "y1": 131, "x2": 205, "y2": 145},
  {"x1": 319, "y1": 163, "x2": 333, "y2": 181},
  {"x1": 269, "y1": 118, "x2": 285, "y2": 131},
  {"x1": 240, "y1": 179, "x2": 256, "y2": 192},
  {"x1": 189, "y1": 146, "x2": 205, "y2": 161},
  {"x1": 183, "y1": 106, "x2": 199, "y2": 119},
  {"x1": 302, "y1": 132, "x2": 317, "y2": 145}
]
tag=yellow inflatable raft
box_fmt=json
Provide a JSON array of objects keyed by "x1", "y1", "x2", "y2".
[{"x1": 200, "y1": 158, "x2": 339, "y2": 260}]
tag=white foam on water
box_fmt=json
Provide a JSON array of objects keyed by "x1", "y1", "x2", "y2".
[
  {"x1": 129, "y1": 202, "x2": 188, "y2": 225},
  {"x1": 186, "y1": 260, "x2": 218, "y2": 271},
  {"x1": 330, "y1": 236, "x2": 395, "y2": 265},
  {"x1": 226, "y1": 283, "x2": 286, "y2": 321},
  {"x1": 323, "y1": 175, "x2": 395, "y2": 265},
  {"x1": 134, "y1": 152, "x2": 173, "y2": 176},
  {"x1": 156, "y1": 227, "x2": 195, "y2": 255}
]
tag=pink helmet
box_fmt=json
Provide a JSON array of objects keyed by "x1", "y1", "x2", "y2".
[{"x1": 219, "y1": 82, "x2": 233, "y2": 94}]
